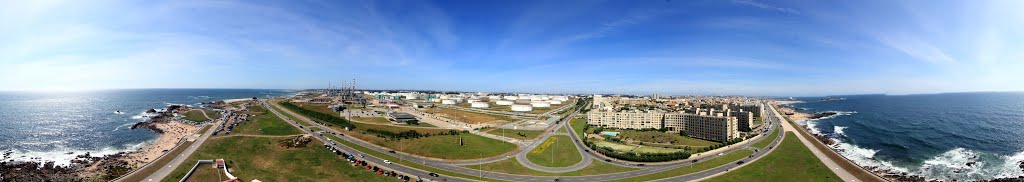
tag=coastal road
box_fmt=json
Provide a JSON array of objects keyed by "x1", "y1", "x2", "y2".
[
  {"x1": 771, "y1": 103, "x2": 883, "y2": 182},
  {"x1": 266, "y1": 99, "x2": 789, "y2": 182},
  {"x1": 116, "y1": 119, "x2": 221, "y2": 182}
]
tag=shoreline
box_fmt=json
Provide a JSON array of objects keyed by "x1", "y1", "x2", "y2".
[{"x1": 778, "y1": 103, "x2": 1024, "y2": 181}]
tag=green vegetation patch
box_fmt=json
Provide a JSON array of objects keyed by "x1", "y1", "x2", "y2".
[
  {"x1": 484, "y1": 128, "x2": 545, "y2": 140},
  {"x1": 477, "y1": 158, "x2": 637, "y2": 176},
  {"x1": 751, "y1": 125, "x2": 780, "y2": 149},
  {"x1": 570, "y1": 118, "x2": 587, "y2": 139},
  {"x1": 231, "y1": 105, "x2": 301, "y2": 136},
  {"x1": 326, "y1": 135, "x2": 508, "y2": 182},
  {"x1": 705, "y1": 132, "x2": 842, "y2": 182},
  {"x1": 163, "y1": 136, "x2": 393, "y2": 182},
  {"x1": 606, "y1": 150, "x2": 755, "y2": 182},
  {"x1": 183, "y1": 110, "x2": 212, "y2": 122},
  {"x1": 614, "y1": 129, "x2": 718, "y2": 147},
  {"x1": 279, "y1": 101, "x2": 355, "y2": 129},
  {"x1": 526, "y1": 136, "x2": 582, "y2": 167}
]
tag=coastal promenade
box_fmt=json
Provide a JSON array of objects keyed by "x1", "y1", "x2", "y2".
[
  {"x1": 771, "y1": 104, "x2": 887, "y2": 182},
  {"x1": 115, "y1": 119, "x2": 219, "y2": 182}
]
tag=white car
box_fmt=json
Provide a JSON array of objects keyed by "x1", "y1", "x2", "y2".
[{"x1": 383, "y1": 160, "x2": 392, "y2": 164}]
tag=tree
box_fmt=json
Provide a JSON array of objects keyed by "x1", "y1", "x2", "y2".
[{"x1": 679, "y1": 131, "x2": 688, "y2": 137}]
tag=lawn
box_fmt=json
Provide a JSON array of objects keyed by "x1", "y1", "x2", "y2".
[
  {"x1": 477, "y1": 158, "x2": 637, "y2": 176},
  {"x1": 183, "y1": 110, "x2": 212, "y2": 122},
  {"x1": 605, "y1": 150, "x2": 755, "y2": 182},
  {"x1": 182, "y1": 164, "x2": 224, "y2": 182},
  {"x1": 162, "y1": 136, "x2": 394, "y2": 182},
  {"x1": 614, "y1": 129, "x2": 719, "y2": 147},
  {"x1": 526, "y1": 136, "x2": 582, "y2": 167},
  {"x1": 423, "y1": 107, "x2": 514, "y2": 124},
  {"x1": 484, "y1": 128, "x2": 545, "y2": 140},
  {"x1": 556, "y1": 126, "x2": 568, "y2": 134},
  {"x1": 751, "y1": 125, "x2": 780, "y2": 149},
  {"x1": 231, "y1": 105, "x2": 301, "y2": 136},
  {"x1": 294, "y1": 103, "x2": 338, "y2": 116},
  {"x1": 705, "y1": 132, "x2": 842, "y2": 182},
  {"x1": 352, "y1": 117, "x2": 392, "y2": 124},
  {"x1": 325, "y1": 135, "x2": 509, "y2": 182},
  {"x1": 274, "y1": 101, "x2": 517, "y2": 160},
  {"x1": 570, "y1": 118, "x2": 587, "y2": 139},
  {"x1": 270, "y1": 103, "x2": 314, "y2": 126}
]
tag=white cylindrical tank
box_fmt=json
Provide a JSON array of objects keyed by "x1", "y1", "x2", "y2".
[
  {"x1": 529, "y1": 95, "x2": 542, "y2": 100},
  {"x1": 453, "y1": 98, "x2": 465, "y2": 103},
  {"x1": 511, "y1": 104, "x2": 533, "y2": 112},
  {"x1": 531, "y1": 102, "x2": 550, "y2": 108},
  {"x1": 548, "y1": 100, "x2": 562, "y2": 105},
  {"x1": 504, "y1": 96, "x2": 519, "y2": 100},
  {"x1": 553, "y1": 96, "x2": 569, "y2": 101},
  {"x1": 471, "y1": 102, "x2": 490, "y2": 108},
  {"x1": 441, "y1": 99, "x2": 456, "y2": 105},
  {"x1": 468, "y1": 99, "x2": 481, "y2": 103},
  {"x1": 488, "y1": 96, "x2": 502, "y2": 100},
  {"x1": 495, "y1": 100, "x2": 514, "y2": 105},
  {"x1": 440, "y1": 95, "x2": 451, "y2": 100}
]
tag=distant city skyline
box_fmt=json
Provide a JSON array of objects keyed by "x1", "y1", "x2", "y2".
[{"x1": 2, "y1": 0, "x2": 1022, "y2": 96}]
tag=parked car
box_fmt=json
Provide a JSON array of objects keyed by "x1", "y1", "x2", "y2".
[{"x1": 384, "y1": 160, "x2": 392, "y2": 164}]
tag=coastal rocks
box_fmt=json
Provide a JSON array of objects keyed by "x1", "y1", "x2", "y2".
[
  {"x1": 0, "y1": 161, "x2": 81, "y2": 181},
  {"x1": 809, "y1": 111, "x2": 838, "y2": 119}
]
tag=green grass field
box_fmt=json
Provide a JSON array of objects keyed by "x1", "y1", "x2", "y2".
[
  {"x1": 526, "y1": 136, "x2": 582, "y2": 167},
  {"x1": 232, "y1": 105, "x2": 301, "y2": 136},
  {"x1": 556, "y1": 126, "x2": 568, "y2": 134},
  {"x1": 751, "y1": 125, "x2": 780, "y2": 149},
  {"x1": 477, "y1": 158, "x2": 637, "y2": 176},
  {"x1": 326, "y1": 135, "x2": 509, "y2": 182},
  {"x1": 705, "y1": 132, "x2": 842, "y2": 182},
  {"x1": 485, "y1": 128, "x2": 545, "y2": 140},
  {"x1": 295, "y1": 103, "x2": 338, "y2": 116},
  {"x1": 570, "y1": 118, "x2": 587, "y2": 139},
  {"x1": 353, "y1": 117, "x2": 392, "y2": 124},
  {"x1": 163, "y1": 136, "x2": 393, "y2": 182},
  {"x1": 606, "y1": 150, "x2": 755, "y2": 182},
  {"x1": 183, "y1": 110, "x2": 212, "y2": 122},
  {"x1": 613, "y1": 129, "x2": 719, "y2": 147}
]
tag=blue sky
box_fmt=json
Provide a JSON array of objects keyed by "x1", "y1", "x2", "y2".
[{"x1": 1, "y1": 0, "x2": 1022, "y2": 96}]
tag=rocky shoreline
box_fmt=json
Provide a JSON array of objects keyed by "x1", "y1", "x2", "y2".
[{"x1": 1, "y1": 105, "x2": 200, "y2": 181}]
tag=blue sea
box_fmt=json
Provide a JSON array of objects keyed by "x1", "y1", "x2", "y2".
[
  {"x1": 0, "y1": 89, "x2": 293, "y2": 165},
  {"x1": 788, "y1": 92, "x2": 1024, "y2": 181}
]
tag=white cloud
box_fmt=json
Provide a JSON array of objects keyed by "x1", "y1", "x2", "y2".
[
  {"x1": 730, "y1": 0, "x2": 800, "y2": 15},
  {"x1": 875, "y1": 33, "x2": 957, "y2": 64}
]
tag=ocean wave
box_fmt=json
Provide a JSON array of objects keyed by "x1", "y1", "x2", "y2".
[
  {"x1": 4, "y1": 141, "x2": 148, "y2": 166},
  {"x1": 834, "y1": 126, "x2": 848, "y2": 136},
  {"x1": 829, "y1": 138, "x2": 1024, "y2": 181}
]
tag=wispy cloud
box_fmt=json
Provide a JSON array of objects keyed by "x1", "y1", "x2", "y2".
[
  {"x1": 874, "y1": 33, "x2": 957, "y2": 64},
  {"x1": 730, "y1": 0, "x2": 800, "y2": 14}
]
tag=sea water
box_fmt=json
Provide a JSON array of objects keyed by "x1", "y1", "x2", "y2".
[
  {"x1": 789, "y1": 92, "x2": 1024, "y2": 180},
  {"x1": 0, "y1": 89, "x2": 292, "y2": 166}
]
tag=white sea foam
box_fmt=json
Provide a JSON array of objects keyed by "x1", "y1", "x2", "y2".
[
  {"x1": 5, "y1": 141, "x2": 148, "y2": 166},
  {"x1": 831, "y1": 142, "x2": 1024, "y2": 181},
  {"x1": 834, "y1": 126, "x2": 848, "y2": 136},
  {"x1": 833, "y1": 140, "x2": 909, "y2": 173}
]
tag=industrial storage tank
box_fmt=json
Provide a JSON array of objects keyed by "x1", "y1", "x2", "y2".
[
  {"x1": 471, "y1": 102, "x2": 490, "y2": 108},
  {"x1": 495, "y1": 100, "x2": 514, "y2": 106},
  {"x1": 548, "y1": 100, "x2": 562, "y2": 105},
  {"x1": 515, "y1": 99, "x2": 532, "y2": 104},
  {"x1": 530, "y1": 102, "x2": 551, "y2": 108},
  {"x1": 553, "y1": 96, "x2": 569, "y2": 101},
  {"x1": 487, "y1": 96, "x2": 502, "y2": 100},
  {"x1": 511, "y1": 104, "x2": 533, "y2": 112},
  {"x1": 453, "y1": 97, "x2": 465, "y2": 103},
  {"x1": 467, "y1": 99, "x2": 482, "y2": 103},
  {"x1": 441, "y1": 99, "x2": 456, "y2": 105},
  {"x1": 504, "y1": 96, "x2": 519, "y2": 100}
]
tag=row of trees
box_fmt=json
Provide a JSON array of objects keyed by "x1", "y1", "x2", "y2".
[
  {"x1": 692, "y1": 137, "x2": 745, "y2": 153},
  {"x1": 363, "y1": 129, "x2": 461, "y2": 140},
  {"x1": 585, "y1": 140, "x2": 692, "y2": 162},
  {"x1": 279, "y1": 102, "x2": 356, "y2": 130}
]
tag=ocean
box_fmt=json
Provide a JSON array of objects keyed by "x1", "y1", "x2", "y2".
[
  {"x1": 0, "y1": 89, "x2": 293, "y2": 166},
  {"x1": 788, "y1": 92, "x2": 1024, "y2": 181}
]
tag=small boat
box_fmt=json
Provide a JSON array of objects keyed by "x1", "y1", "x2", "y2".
[{"x1": 114, "y1": 110, "x2": 125, "y2": 114}]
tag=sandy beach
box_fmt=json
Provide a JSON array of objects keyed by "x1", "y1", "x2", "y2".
[
  {"x1": 776, "y1": 105, "x2": 811, "y2": 122},
  {"x1": 224, "y1": 98, "x2": 252, "y2": 103}
]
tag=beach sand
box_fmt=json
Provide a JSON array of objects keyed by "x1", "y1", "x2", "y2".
[
  {"x1": 776, "y1": 105, "x2": 811, "y2": 122},
  {"x1": 121, "y1": 121, "x2": 198, "y2": 168}
]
